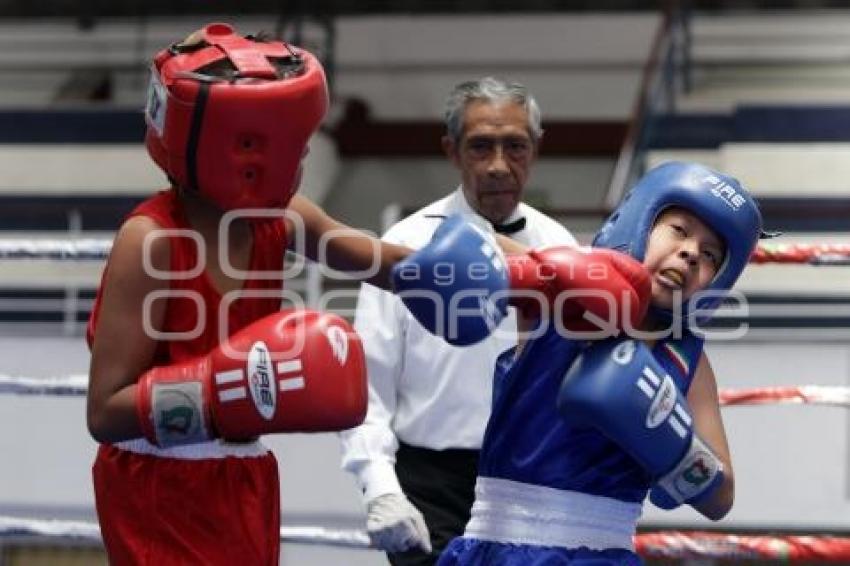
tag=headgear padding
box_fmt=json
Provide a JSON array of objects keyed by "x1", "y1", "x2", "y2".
[
  {"x1": 593, "y1": 161, "x2": 763, "y2": 321},
  {"x1": 144, "y1": 23, "x2": 329, "y2": 210}
]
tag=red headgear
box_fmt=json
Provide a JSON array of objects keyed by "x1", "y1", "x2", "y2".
[{"x1": 144, "y1": 23, "x2": 328, "y2": 210}]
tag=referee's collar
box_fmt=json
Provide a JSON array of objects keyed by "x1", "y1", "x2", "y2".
[{"x1": 452, "y1": 186, "x2": 525, "y2": 230}]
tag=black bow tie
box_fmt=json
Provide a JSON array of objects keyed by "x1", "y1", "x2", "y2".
[{"x1": 492, "y1": 217, "x2": 526, "y2": 235}]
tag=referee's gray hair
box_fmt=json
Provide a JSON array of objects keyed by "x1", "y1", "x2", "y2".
[{"x1": 444, "y1": 77, "x2": 543, "y2": 144}]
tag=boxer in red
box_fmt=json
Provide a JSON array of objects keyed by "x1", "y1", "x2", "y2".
[{"x1": 85, "y1": 23, "x2": 411, "y2": 565}]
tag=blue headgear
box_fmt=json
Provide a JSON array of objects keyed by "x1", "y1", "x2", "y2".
[{"x1": 593, "y1": 161, "x2": 763, "y2": 322}]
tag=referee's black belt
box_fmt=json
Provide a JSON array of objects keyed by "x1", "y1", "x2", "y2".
[{"x1": 397, "y1": 441, "x2": 480, "y2": 475}]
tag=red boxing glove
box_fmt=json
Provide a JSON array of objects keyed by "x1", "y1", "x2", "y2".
[
  {"x1": 137, "y1": 309, "x2": 367, "y2": 447},
  {"x1": 506, "y1": 252, "x2": 554, "y2": 318},
  {"x1": 507, "y1": 247, "x2": 651, "y2": 333}
]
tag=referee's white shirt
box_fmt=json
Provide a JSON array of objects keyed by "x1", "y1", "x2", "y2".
[{"x1": 339, "y1": 188, "x2": 578, "y2": 501}]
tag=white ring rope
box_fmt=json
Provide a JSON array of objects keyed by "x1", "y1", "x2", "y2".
[
  {"x1": 2, "y1": 238, "x2": 850, "y2": 265},
  {"x1": 281, "y1": 525, "x2": 370, "y2": 549},
  {"x1": 3, "y1": 374, "x2": 850, "y2": 407},
  {"x1": 0, "y1": 239, "x2": 112, "y2": 261},
  {"x1": 0, "y1": 374, "x2": 89, "y2": 395},
  {"x1": 0, "y1": 516, "x2": 370, "y2": 549},
  {"x1": 0, "y1": 516, "x2": 101, "y2": 542}
]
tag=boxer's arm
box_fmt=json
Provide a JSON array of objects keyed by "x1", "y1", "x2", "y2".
[
  {"x1": 288, "y1": 196, "x2": 527, "y2": 290},
  {"x1": 288, "y1": 195, "x2": 410, "y2": 290},
  {"x1": 495, "y1": 233, "x2": 528, "y2": 255},
  {"x1": 686, "y1": 353, "x2": 734, "y2": 520},
  {"x1": 87, "y1": 216, "x2": 169, "y2": 444}
]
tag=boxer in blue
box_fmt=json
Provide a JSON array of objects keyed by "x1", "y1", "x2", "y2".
[{"x1": 437, "y1": 161, "x2": 765, "y2": 565}]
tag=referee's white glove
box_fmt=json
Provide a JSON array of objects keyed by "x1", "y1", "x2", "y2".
[{"x1": 366, "y1": 493, "x2": 432, "y2": 553}]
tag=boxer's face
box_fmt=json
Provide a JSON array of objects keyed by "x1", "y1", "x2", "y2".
[
  {"x1": 443, "y1": 100, "x2": 537, "y2": 225},
  {"x1": 643, "y1": 207, "x2": 725, "y2": 308}
]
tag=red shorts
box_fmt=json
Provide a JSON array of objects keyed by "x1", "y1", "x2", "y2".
[{"x1": 93, "y1": 442, "x2": 280, "y2": 566}]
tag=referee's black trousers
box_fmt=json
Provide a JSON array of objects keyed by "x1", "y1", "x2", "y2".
[{"x1": 387, "y1": 442, "x2": 479, "y2": 566}]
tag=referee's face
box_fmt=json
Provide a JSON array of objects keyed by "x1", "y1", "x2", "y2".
[{"x1": 444, "y1": 100, "x2": 537, "y2": 225}]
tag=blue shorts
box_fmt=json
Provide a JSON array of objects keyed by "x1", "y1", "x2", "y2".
[{"x1": 437, "y1": 536, "x2": 642, "y2": 566}]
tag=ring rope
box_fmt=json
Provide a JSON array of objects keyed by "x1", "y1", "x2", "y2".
[
  {"x1": 3, "y1": 374, "x2": 849, "y2": 407},
  {"x1": 635, "y1": 531, "x2": 850, "y2": 561},
  {"x1": 3, "y1": 516, "x2": 850, "y2": 560},
  {"x1": 0, "y1": 239, "x2": 112, "y2": 261},
  {"x1": 750, "y1": 243, "x2": 850, "y2": 265},
  {"x1": 0, "y1": 374, "x2": 89, "y2": 395},
  {"x1": 0, "y1": 516, "x2": 369, "y2": 549},
  {"x1": 719, "y1": 385, "x2": 850, "y2": 407},
  {"x1": 1, "y1": 239, "x2": 850, "y2": 265}
]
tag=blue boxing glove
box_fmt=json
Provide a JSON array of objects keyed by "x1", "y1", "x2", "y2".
[
  {"x1": 391, "y1": 214, "x2": 509, "y2": 346},
  {"x1": 557, "y1": 338, "x2": 724, "y2": 510}
]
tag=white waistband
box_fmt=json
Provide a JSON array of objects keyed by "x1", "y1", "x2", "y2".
[
  {"x1": 464, "y1": 476, "x2": 641, "y2": 551},
  {"x1": 114, "y1": 438, "x2": 269, "y2": 460}
]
